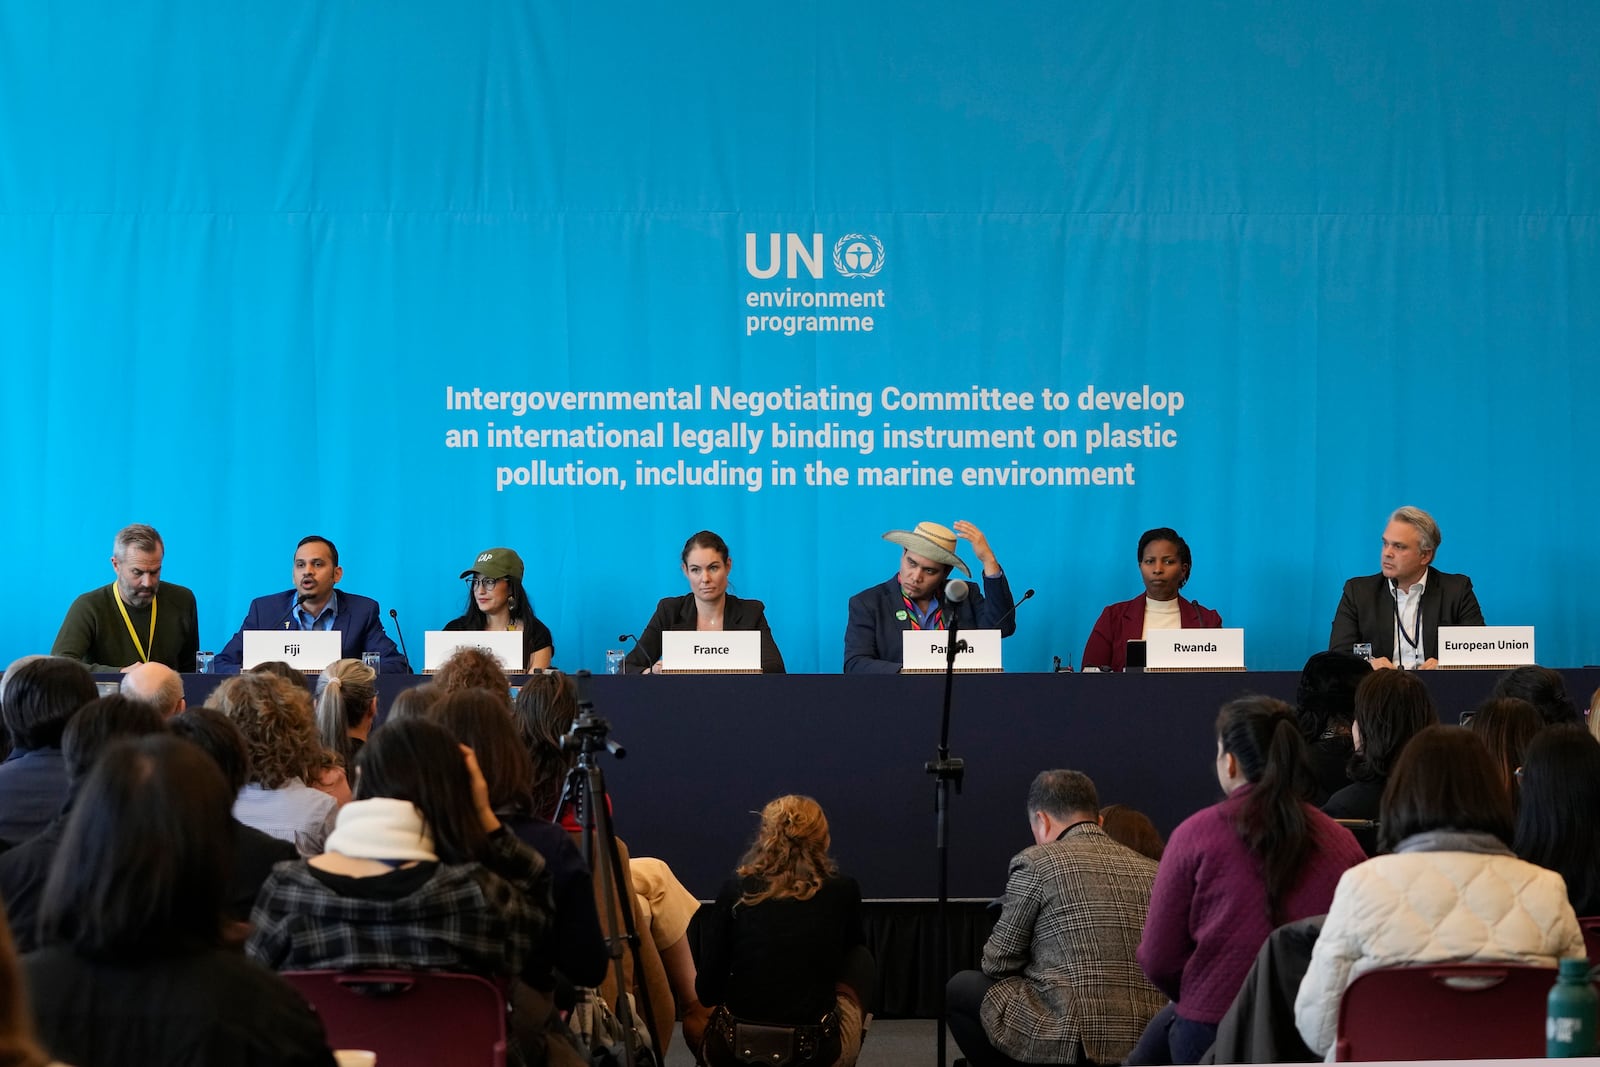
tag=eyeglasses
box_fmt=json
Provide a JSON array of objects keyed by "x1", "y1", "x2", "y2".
[{"x1": 465, "y1": 576, "x2": 503, "y2": 591}]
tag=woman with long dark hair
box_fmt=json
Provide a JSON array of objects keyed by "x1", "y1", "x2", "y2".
[
  {"x1": 25, "y1": 735, "x2": 333, "y2": 1066},
  {"x1": 1295, "y1": 726, "x2": 1584, "y2": 1056},
  {"x1": 695, "y1": 796, "x2": 871, "y2": 1067},
  {"x1": 1513, "y1": 724, "x2": 1600, "y2": 915},
  {"x1": 1131, "y1": 697, "x2": 1365, "y2": 1064},
  {"x1": 624, "y1": 530, "x2": 785, "y2": 673},
  {"x1": 1323, "y1": 668, "x2": 1437, "y2": 853},
  {"x1": 444, "y1": 547, "x2": 554, "y2": 671},
  {"x1": 1466, "y1": 696, "x2": 1542, "y2": 811}
]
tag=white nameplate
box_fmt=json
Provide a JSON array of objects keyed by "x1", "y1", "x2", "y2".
[
  {"x1": 901, "y1": 629, "x2": 1003, "y2": 673},
  {"x1": 658, "y1": 630, "x2": 762, "y2": 673},
  {"x1": 1437, "y1": 625, "x2": 1535, "y2": 668},
  {"x1": 424, "y1": 630, "x2": 525, "y2": 672},
  {"x1": 1145, "y1": 628, "x2": 1245, "y2": 672},
  {"x1": 241, "y1": 629, "x2": 342, "y2": 672}
]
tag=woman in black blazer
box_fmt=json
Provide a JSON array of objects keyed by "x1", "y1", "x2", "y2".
[{"x1": 624, "y1": 530, "x2": 786, "y2": 673}]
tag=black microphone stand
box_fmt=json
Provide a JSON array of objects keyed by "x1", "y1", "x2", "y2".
[{"x1": 926, "y1": 601, "x2": 967, "y2": 1067}]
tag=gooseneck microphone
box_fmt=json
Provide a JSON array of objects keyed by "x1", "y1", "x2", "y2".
[
  {"x1": 990, "y1": 587, "x2": 1035, "y2": 633},
  {"x1": 276, "y1": 592, "x2": 309, "y2": 630},
  {"x1": 388, "y1": 608, "x2": 411, "y2": 668},
  {"x1": 618, "y1": 632, "x2": 655, "y2": 674}
]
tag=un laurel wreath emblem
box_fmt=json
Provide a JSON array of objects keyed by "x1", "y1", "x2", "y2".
[{"x1": 832, "y1": 234, "x2": 885, "y2": 278}]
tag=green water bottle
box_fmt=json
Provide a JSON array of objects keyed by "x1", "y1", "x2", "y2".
[{"x1": 1548, "y1": 958, "x2": 1597, "y2": 1057}]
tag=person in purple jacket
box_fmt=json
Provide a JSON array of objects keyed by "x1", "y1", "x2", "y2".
[{"x1": 1128, "y1": 696, "x2": 1365, "y2": 1064}]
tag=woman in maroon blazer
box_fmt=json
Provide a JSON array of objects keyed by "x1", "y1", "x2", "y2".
[{"x1": 1081, "y1": 528, "x2": 1222, "y2": 671}]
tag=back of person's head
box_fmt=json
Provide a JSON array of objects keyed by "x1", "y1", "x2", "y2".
[
  {"x1": 0, "y1": 657, "x2": 96, "y2": 751},
  {"x1": 1350, "y1": 669, "x2": 1437, "y2": 781},
  {"x1": 169, "y1": 707, "x2": 252, "y2": 796},
  {"x1": 40, "y1": 735, "x2": 233, "y2": 960},
  {"x1": 61, "y1": 695, "x2": 166, "y2": 785},
  {"x1": 1216, "y1": 696, "x2": 1316, "y2": 923},
  {"x1": 736, "y1": 794, "x2": 837, "y2": 906},
  {"x1": 1100, "y1": 803, "x2": 1166, "y2": 861},
  {"x1": 119, "y1": 662, "x2": 184, "y2": 717},
  {"x1": 1379, "y1": 725, "x2": 1512, "y2": 852},
  {"x1": 1513, "y1": 725, "x2": 1600, "y2": 915},
  {"x1": 434, "y1": 648, "x2": 511, "y2": 706},
  {"x1": 387, "y1": 682, "x2": 441, "y2": 723},
  {"x1": 314, "y1": 657, "x2": 377, "y2": 766},
  {"x1": 1492, "y1": 666, "x2": 1579, "y2": 727},
  {"x1": 512, "y1": 671, "x2": 578, "y2": 818},
  {"x1": 1026, "y1": 769, "x2": 1099, "y2": 820},
  {"x1": 429, "y1": 688, "x2": 535, "y2": 817},
  {"x1": 248, "y1": 660, "x2": 308, "y2": 689},
  {"x1": 1467, "y1": 697, "x2": 1543, "y2": 800},
  {"x1": 212, "y1": 671, "x2": 325, "y2": 789},
  {"x1": 0, "y1": 906, "x2": 47, "y2": 1067},
  {"x1": 1295, "y1": 651, "x2": 1370, "y2": 742},
  {"x1": 356, "y1": 719, "x2": 487, "y2": 864}
]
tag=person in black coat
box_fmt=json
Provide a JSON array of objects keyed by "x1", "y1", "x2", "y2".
[{"x1": 625, "y1": 531, "x2": 785, "y2": 673}]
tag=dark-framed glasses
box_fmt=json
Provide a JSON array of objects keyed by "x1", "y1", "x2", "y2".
[{"x1": 465, "y1": 576, "x2": 502, "y2": 592}]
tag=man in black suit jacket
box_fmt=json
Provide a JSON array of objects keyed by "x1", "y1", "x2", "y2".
[
  {"x1": 1328, "y1": 506, "x2": 1484, "y2": 669},
  {"x1": 843, "y1": 519, "x2": 1015, "y2": 673}
]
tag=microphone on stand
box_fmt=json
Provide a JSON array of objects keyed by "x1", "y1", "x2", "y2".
[
  {"x1": 388, "y1": 608, "x2": 411, "y2": 669},
  {"x1": 618, "y1": 632, "x2": 655, "y2": 675}
]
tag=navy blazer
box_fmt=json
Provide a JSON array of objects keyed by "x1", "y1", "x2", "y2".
[
  {"x1": 843, "y1": 573, "x2": 1016, "y2": 674},
  {"x1": 214, "y1": 590, "x2": 411, "y2": 673},
  {"x1": 1081, "y1": 594, "x2": 1223, "y2": 672},
  {"x1": 1327, "y1": 567, "x2": 1484, "y2": 662},
  {"x1": 624, "y1": 593, "x2": 785, "y2": 673}
]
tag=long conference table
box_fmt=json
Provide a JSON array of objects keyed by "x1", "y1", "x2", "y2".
[{"x1": 169, "y1": 667, "x2": 1600, "y2": 900}]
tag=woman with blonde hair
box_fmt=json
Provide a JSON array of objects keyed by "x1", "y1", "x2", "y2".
[
  {"x1": 213, "y1": 672, "x2": 346, "y2": 856},
  {"x1": 313, "y1": 658, "x2": 378, "y2": 768},
  {"x1": 695, "y1": 795, "x2": 870, "y2": 1067}
]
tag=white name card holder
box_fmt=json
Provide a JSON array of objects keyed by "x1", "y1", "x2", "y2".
[
  {"x1": 241, "y1": 629, "x2": 343, "y2": 673},
  {"x1": 1437, "y1": 626, "x2": 1535, "y2": 669},
  {"x1": 901, "y1": 629, "x2": 1003, "y2": 673},
  {"x1": 1145, "y1": 629, "x2": 1246, "y2": 672},
  {"x1": 658, "y1": 630, "x2": 763, "y2": 674},
  {"x1": 423, "y1": 630, "x2": 526, "y2": 672}
]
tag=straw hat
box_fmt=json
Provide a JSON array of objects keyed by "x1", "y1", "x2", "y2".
[{"x1": 882, "y1": 521, "x2": 970, "y2": 578}]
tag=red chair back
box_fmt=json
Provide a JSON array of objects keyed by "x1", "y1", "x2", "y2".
[
  {"x1": 1580, "y1": 916, "x2": 1600, "y2": 965},
  {"x1": 283, "y1": 970, "x2": 507, "y2": 1067},
  {"x1": 1333, "y1": 962, "x2": 1555, "y2": 1061}
]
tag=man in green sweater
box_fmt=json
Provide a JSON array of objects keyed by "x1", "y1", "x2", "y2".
[{"x1": 51, "y1": 524, "x2": 199, "y2": 673}]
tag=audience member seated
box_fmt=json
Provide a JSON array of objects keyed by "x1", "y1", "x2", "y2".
[
  {"x1": 1293, "y1": 651, "x2": 1369, "y2": 804},
  {"x1": 119, "y1": 661, "x2": 186, "y2": 717},
  {"x1": 435, "y1": 647, "x2": 514, "y2": 706},
  {"x1": 313, "y1": 658, "x2": 378, "y2": 769},
  {"x1": 249, "y1": 660, "x2": 309, "y2": 688},
  {"x1": 213, "y1": 672, "x2": 343, "y2": 856},
  {"x1": 512, "y1": 671, "x2": 693, "y2": 1052},
  {"x1": 1100, "y1": 802, "x2": 1166, "y2": 862},
  {"x1": 386, "y1": 681, "x2": 441, "y2": 723},
  {"x1": 246, "y1": 718, "x2": 553, "y2": 1063},
  {"x1": 0, "y1": 695, "x2": 166, "y2": 952},
  {"x1": 1589, "y1": 686, "x2": 1599, "y2": 742},
  {"x1": 1467, "y1": 696, "x2": 1543, "y2": 812},
  {"x1": 0, "y1": 658, "x2": 97, "y2": 845},
  {"x1": 695, "y1": 795, "x2": 873, "y2": 1067},
  {"x1": 25, "y1": 735, "x2": 334, "y2": 1067},
  {"x1": 1321, "y1": 669, "x2": 1437, "y2": 855},
  {"x1": 1293, "y1": 725, "x2": 1585, "y2": 1057},
  {"x1": 0, "y1": 655, "x2": 49, "y2": 765},
  {"x1": 1492, "y1": 664, "x2": 1581, "y2": 726},
  {"x1": 429, "y1": 688, "x2": 608, "y2": 992},
  {"x1": 1130, "y1": 697, "x2": 1365, "y2": 1065},
  {"x1": 0, "y1": 900, "x2": 50, "y2": 1067},
  {"x1": 168, "y1": 707, "x2": 300, "y2": 924},
  {"x1": 948, "y1": 771, "x2": 1164, "y2": 1067},
  {"x1": 1514, "y1": 725, "x2": 1600, "y2": 916}
]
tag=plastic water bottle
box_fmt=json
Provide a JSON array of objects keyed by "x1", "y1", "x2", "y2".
[{"x1": 1547, "y1": 957, "x2": 1597, "y2": 1057}]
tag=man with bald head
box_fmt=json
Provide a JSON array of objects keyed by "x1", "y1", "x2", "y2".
[
  {"x1": 121, "y1": 662, "x2": 186, "y2": 718},
  {"x1": 52, "y1": 524, "x2": 200, "y2": 674}
]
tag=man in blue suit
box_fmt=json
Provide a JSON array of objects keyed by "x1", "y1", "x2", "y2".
[
  {"x1": 213, "y1": 535, "x2": 410, "y2": 673},
  {"x1": 844, "y1": 519, "x2": 1016, "y2": 674}
]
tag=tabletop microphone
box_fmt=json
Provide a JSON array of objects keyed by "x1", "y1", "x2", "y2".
[
  {"x1": 275, "y1": 592, "x2": 309, "y2": 630},
  {"x1": 618, "y1": 632, "x2": 654, "y2": 674},
  {"x1": 388, "y1": 608, "x2": 411, "y2": 668},
  {"x1": 991, "y1": 587, "x2": 1036, "y2": 632}
]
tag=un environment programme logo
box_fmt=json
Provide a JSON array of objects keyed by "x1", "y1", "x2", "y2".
[{"x1": 742, "y1": 231, "x2": 889, "y2": 337}]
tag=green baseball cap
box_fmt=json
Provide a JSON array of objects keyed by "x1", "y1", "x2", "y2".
[{"x1": 459, "y1": 547, "x2": 524, "y2": 581}]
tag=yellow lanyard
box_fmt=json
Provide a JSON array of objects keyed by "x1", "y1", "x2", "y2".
[{"x1": 110, "y1": 582, "x2": 156, "y2": 664}]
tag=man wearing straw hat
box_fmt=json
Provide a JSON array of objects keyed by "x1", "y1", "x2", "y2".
[{"x1": 844, "y1": 519, "x2": 1016, "y2": 674}]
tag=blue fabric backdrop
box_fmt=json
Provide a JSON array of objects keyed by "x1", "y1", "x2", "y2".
[{"x1": 2, "y1": 1, "x2": 1595, "y2": 672}]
